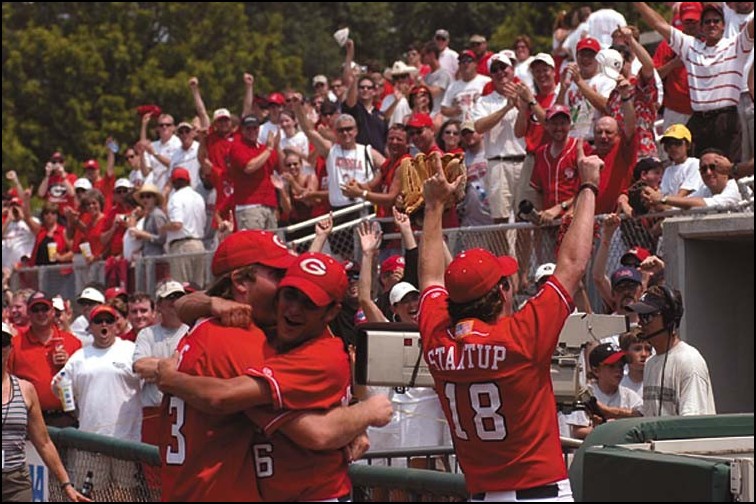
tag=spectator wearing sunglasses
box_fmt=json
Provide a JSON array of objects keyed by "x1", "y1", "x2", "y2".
[
  {"x1": 642, "y1": 148, "x2": 745, "y2": 209},
  {"x1": 53, "y1": 304, "x2": 142, "y2": 443},
  {"x1": 140, "y1": 113, "x2": 182, "y2": 192},
  {"x1": 7, "y1": 291, "x2": 81, "y2": 428}
]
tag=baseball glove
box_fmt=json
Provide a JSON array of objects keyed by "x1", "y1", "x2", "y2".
[{"x1": 399, "y1": 152, "x2": 466, "y2": 215}]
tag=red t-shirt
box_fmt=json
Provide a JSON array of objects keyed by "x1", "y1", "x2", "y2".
[
  {"x1": 160, "y1": 318, "x2": 266, "y2": 502},
  {"x1": 477, "y1": 51, "x2": 494, "y2": 77},
  {"x1": 418, "y1": 279, "x2": 574, "y2": 493},
  {"x1": 653, "y1": 40, "x2": 692, "y2": 115},
  {"x1": 228, "y1": 138, "x2": 279, "y2": 208},
  {"x1": 8, "y1": 326, "x2": 82, "y2": 411},
  {"x1": 244, "y1": 329, "x2": 352, "y2": 501},
  {"x1": 207, "y1": 129, "x2": 240, "y2": 218},
  {"x1": 94, "y1": 173, "x2": 115, "y2": 211},
  {"x1": 524, "y1": 91, "x2": 558, "y2": 154},
  {"x1": 596, "y1": 134, "x2": 639, "y2": 215},
  {"x1": 102, "y1": 202, "x2": 131, "y2": 257},
  {"x1": 44, "y1": 173, "x2": 78, "y2": 213},
  {"x1": 530, "y1": 137, "x2": 582, "y2": 209},
  {"x1": 309, "y1": 157, "x2": 331, "y2": 218}
]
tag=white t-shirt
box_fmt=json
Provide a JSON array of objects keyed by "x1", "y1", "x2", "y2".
[
  {"x1": 567, "y1": 72, "x2": 616, "y2": 140},
  {"x1": 145, "y1": 136, "x2": 182, "y2": 190},
  {"x1": 471, "y1": 91, "x2": 526, "y2": 159},
  {"x1": 326, "y1": 143, "x2": 374, "y2": 207},
  {"x1": 661, "y1": 157, "x2": 703, "y2": 196},
  {"x1": 169, "y1": 141, "x2": 200, "y2": 190},
  {"x1": 642, "y1": 340, "x2": 716, "y2": 417},
  {"x1": 515, "y1": 56, "x2": 535, "y2": 93},
  {"x1": 258, "y1": 121, "x2": 280, "y2": 145},
  {"x1": 441, "y1": 74, "x2": 492, "y2": 123},
  {"x1": 424, "y1": 67, "x2": 453, "y2": 115},
  {"x1": 166, "y1": 186, "x2": 206, "y2": 243},
  {"x1": 56, "y1": 338, "x2": 142, "y2": 441},
  {"x1": 723, "y1": 5, "x2": 754, "y2": 92},
  {"x1": 689, "y1": 178, "x2": 743, "y2": 207},
  {"x1": 587, "y1": 9, "x2": 627, "y2": 48},
  {"x1": 2, "y1": 218, "x2": 36, "y2": 269},
  {"x1": 133, "y1": 323, "x2": 189, "y2": 407},
  {"x1": 438, "y1": 47, "x2": 460, "y2": 79},
  {"x1": 380, "y1": 95, "x2": 412, "y2": 126},
  {"x1": 280, "y1": 131, "x2": 310, "y2": 160},
  {"x1": 620, "y1": 374, "x2": 644, "y2": 398}
]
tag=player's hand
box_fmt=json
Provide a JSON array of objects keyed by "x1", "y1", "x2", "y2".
[
  {"x1": 244, "y1": 72, "x2": 254, "y2": 86},
  {"x1": 188, "y1": 76, "x2": 199, "y2": 89},
  {"x1": 576, "y1": 138, "x2": 601, "y2": 187},
  {"x1": 363, "y1": 394, "x2": 393, "y2": 427},
  {"x1": 357, "y1": 219, "x2": 382, "y2": 254},
  {"x1": 314, "y1": 213, "x2": 333, "y2": 237},
  {"x1": 344, "y1": 432, "x2": 370, "y2": 462},
  {"x1": 210, "y1": 297, "x2": 253, "y2": 328},
  {"x1": 156, "y1": 353, "x2": 180, "y2": 390}
]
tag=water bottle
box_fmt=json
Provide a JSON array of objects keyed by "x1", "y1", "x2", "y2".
[
  {"x1": 57, "y1": 371, "x2": 76, "y2": 412},
  {"x1": 81, "y1": 470, "x2": 94, "y2": 499},
  {"x1": 106, "y1": 138, "x2": 119, "y2": 154}
]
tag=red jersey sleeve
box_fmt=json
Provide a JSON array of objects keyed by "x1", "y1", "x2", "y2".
[
  {"x1": 418, "y1": 285, "x2": 452, "y2": 349},
  {"x1": 245, "y1": 334, "x2": 350, "y2": 410}
]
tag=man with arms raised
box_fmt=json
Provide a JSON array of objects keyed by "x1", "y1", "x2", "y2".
[{"x1": 417, "y1": 141, "x2": 601, "y2": 501}]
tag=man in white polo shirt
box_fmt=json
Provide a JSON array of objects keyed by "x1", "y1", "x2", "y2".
[{"x1": 163, "y1": 168, "x2": 206, "y2": 284}]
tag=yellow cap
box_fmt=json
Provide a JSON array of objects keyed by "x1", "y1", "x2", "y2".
[{"x1": 661, "y1": 124, "x2": 692, "y2": 143}]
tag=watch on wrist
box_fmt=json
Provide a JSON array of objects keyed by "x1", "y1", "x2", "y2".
[
  {"x1": 560, "y1": 201, "x2": 568, "y2": 211},
  {"x1": 661, "y1": 195, "x2": 668, "y2": 205}
]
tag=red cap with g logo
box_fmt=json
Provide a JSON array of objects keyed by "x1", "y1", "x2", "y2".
[{"x1": 278, "y1": 252, "x2": 347, "y2": 307}]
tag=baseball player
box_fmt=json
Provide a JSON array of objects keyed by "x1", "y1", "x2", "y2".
[{"x1": 417, "y1": 142, "x2": 601, "y2": 501}]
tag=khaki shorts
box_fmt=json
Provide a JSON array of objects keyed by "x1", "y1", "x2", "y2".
[
  {"x1": 236, "y1": 205, "x2": 277, "y2": 231},
  {"x1": 486, "y1": 159, "x2": 525, "y2": 220}
]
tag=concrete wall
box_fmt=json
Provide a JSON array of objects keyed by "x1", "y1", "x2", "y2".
[{"x1": 663, "y1": 213, "x2": 754, "y2": 413}]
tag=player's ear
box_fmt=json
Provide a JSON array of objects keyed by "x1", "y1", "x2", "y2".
[{"x1": 322, "y1": 302, "x2": 342, "y2": 324}]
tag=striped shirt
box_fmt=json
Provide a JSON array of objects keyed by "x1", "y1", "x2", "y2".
[
  {"x1": 670, "y1": 26, "x2": 753, "y2": 111},
  {"x1": 1, "y1": 376, "x2": 28, "y2": 472}
]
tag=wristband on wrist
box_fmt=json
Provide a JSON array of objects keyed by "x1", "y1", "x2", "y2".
[
  {"x1": 362, "y1": 189, "x2": 368, "y2": 198},
  {"x1": 60, "y1": 482, "x2": 74, "y2": 490},
  {"x1": 578, "y1": 183, "x2": 599, "y2": 197}
]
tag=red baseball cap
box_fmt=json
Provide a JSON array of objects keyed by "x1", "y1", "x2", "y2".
[
  {"x1": 89, "y1": 304, "x2": 118, "y2": 321},
  {"x1": 406, "y1": 113, "x2": 433, "y2": 129},
  {"x1": 576, "y1": 37, "x2": 601, "y2": 54},
  {"x1": 105, "y1": 287, "x2": 127, "y2": 301},
  {"x1": 458, "y1": 49, "x2": 477, "y2": 61},
  {"x1": 136, "y1": 104, "x2": 162, "y2": 117},
  {"x1": 679, "y1": 2, "x2": 703, "y2": 22},
  {"x1": 445, "y1": 249, "x2": 516, "y2": 304},
  {"x1": 50, "y1": 151, "x2": 64, "y2": 162},
  {"x1": 267, "y1": 92, "x2": 285, "y2": 105},
  {"x1": 278, "y1": 252, "x2": 348, "y2": 307},
  {"x1": 27, "y1": 291, "x2": 53, "y2": 309},
  {"x1": 545, "y1": 104, "x2": 572, "y2": 122},
  {"x1": 380, "y1": 255, "x2": 406, "y2": 274},
  {"x1": 211, "y1": 230, "x2": 297, "y2": 277},
  {"x1": 620, "y1": 246, "x2": 651, "y2": 266},
  {"x1": 83, "y1": 159, "x2": 100, "y2": 170},
  {"x1": 171, "y1": 167, "x2": 191, "y2": 183}
]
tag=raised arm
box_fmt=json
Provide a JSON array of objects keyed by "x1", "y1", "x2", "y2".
[
  {"x1": 292, "y1": 96, "x2": 332, "y2": 156},
  {"x1": 242, "y1": 72, "x2": 255, "y2": 118},
  {"x1": 553, "y1": 139, "x2": 599, "y2": 296},
  {"x1": 633, "y1": 2, "x2": 672, "y2": 42},
  {"x1": 591, "y1": 214, "x2": 620, "y2": 307},
  {"x1": 174, "y1": 291, "x2": 252, "y2": 328},
  {"x1": 308, "y1": 213, "x2": 333, "y2": 253},
  {"x1": 188, "y1": 77, "x2": 211, "y2": 129},
  {"x1": 419, "y1": 153, "x2": 464, "y2": 291},
  {"x1": 343, "y1": 39, "x2": 358, "y2": 108},
  {"x1": 357, "y1": 220, "x2": 389, "y2": 323}
]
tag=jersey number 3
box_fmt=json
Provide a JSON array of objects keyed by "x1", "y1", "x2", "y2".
[
  {"x1": 166, "y1": 396, "x2": 186, "y2": 465},
  {"x1": 444, "y1": 382, "x2": 507, "y2": 441}
]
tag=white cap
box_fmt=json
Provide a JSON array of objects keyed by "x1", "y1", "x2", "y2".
[
  {"x1": 597, "y1": 48, "x2": 624, "y2": 81},
  {"x1": 115, "y1": 178, "x2": 133, "y2": 190},
  {"x1": 156, "y1": 280, "x2": 186, "y2": 300},
  {"x1": 390, "y1": 61, "x2": 418, "y2": 76},
  {"x1": 389, "y1": 282, "x2": 420, "y2": 305},
  {"x1": 74, "y1": 178, "x2": 93, "y2": 191},
  {"x1": 212, "y1": 108, "x2": 231, "y2": 121},
  {"x1": 333, "y1": 27, "x2": 350, "y2": 47},
  {"x1": 78, "y1": 287, "x2": 105, "y2": 304},
  {"x1": 487, "y1": 51, "x2": 512, "y2": 73},
  {"x1": 530, "y1": 52, "x2": 556, "y2": 69},
  {"x1": 312, "y1": 74, "x2": 328, "y2": 86},
  {"x1": 52, "y1": 295, "x2": 65, "y2": 312},
  {"x1": 535, "y1": 263, "x2": 556, "y2": 284}
]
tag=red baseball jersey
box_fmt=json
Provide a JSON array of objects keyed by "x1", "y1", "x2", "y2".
[
  {"x1": 531, "y1": 137, "x2": 582, "y2": 209},
  {"x1": 418, "y1": 279, "x2": 574, "y2": 493},
  {"x1": 159, "y1": 318, "x2": 266, "y2": 502},
  {"x1": 244, "y1": 328, "x2": 352, "y2": 501}
]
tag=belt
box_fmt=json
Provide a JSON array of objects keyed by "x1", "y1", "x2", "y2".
[
  {"x1": 43, "y1": 410, "x2": 72, "y2": 418},
  {"x1": 488, "y1": 155, "x2": 526, "y2": 162},
  {"x1": 692, "y1": 106, "x2": 738, "y2": 117},
  {"x1": 169, "y1": 236, "x2": 199, "y2": 247},
  {"x1": 472, "y1": 483, "x2": 558, "y2": 501}
]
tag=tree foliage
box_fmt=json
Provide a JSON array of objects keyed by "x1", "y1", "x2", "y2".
[{"x1": 2, "y1": 2, "x2": 655, "y2": 190}]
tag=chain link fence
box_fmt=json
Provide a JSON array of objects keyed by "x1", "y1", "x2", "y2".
[{"x1": 9, "y1": 199, "x2": 752, "y2": 310}]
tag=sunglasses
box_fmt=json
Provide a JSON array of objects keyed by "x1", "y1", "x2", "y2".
[
  {"x1": 702, "y1": 18, "x2": 722, "y2": 25},
  {"x1": 407, "y1": 127, "x2": 424, "y2": 136},
  {"x1": 158, "y1": 123, "x2": 174, "y2": 128},
  {"x1": 638, "y1": 311, "x2": 660, "y2": 325},
  {"x1": 91, "y1": 316, "x2": 116, "y2": 325},
  {"x1": 285, "y1": 162, "x2": 300, "y2": 168},
  {"x1": 337, "y1": 126, "x2": 355, "y2": 134},
  {"x1": 699, "y1": 164, "x2": 718, "y2": 173},
  {"x1": 126, "y1": 154, "x2": 138, "y2": 160},
  {"x1": 443, "y1": 130, "x2": 460, "y2": 136},
  {"x1": 30, "y1": 304, "x2": 51, "y2": 313},
  {"x1": 177, "y1": 128, "x2": 192, "y2": 134},
  {"x1": 140, "y1": 193, "x2": 156, "y2": 199},
  {"x1": 347, "y1": 272, "x2": 360, "y2": 281},
  {"x1": 163, "y1": 292, "x2": 185, "y2": 301},
  {"x1": 358, "y1": 85, "x2": 375, "y2": 90},
  {"x1": 490, "y1": 64, "x2": 509, "y2": 74},
  {"x1": 115, "y1": 188, "x2": 130, "y2": 194}
]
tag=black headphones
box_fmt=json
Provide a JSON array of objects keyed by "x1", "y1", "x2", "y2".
[{"x1": 657, "y1": 284, "x2": 683, "y2": 332}]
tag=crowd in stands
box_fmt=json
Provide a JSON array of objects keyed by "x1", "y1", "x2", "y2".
[{"x1": 1, "y1": 2, "x2": 753, "y2": 500}]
